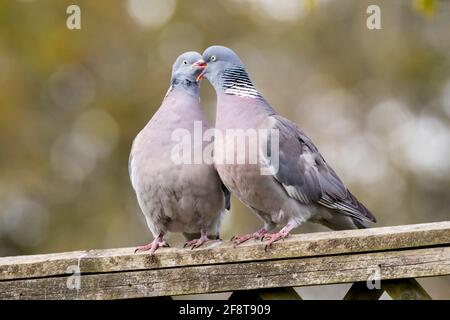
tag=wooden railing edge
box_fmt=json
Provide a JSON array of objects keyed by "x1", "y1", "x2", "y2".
[
  {"x1": 0, "y1": 221, "x2": 449, "y2": 299},
  {"x1": 1, "y1": 221, "x2": 449, "y2": 281}
]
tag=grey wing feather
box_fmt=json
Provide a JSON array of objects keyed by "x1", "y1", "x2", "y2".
[{"x1": 267, "y1": 115, "x2": 376, "y2": 223}]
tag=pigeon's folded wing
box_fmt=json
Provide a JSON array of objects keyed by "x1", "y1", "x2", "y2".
[{"x1": 264, "y1": 115, "x2": 376, "y2": 223}]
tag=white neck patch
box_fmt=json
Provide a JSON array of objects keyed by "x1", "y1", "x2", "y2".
[{"x1": 222, "y1": 67, "x2": 261, "y2": 98}]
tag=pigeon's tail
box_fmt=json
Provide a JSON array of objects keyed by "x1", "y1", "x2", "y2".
[
  {"x1": 319, "y1": 196, "x2": 376, "y2": 231},
  {"x1": 352, "y1": 200, "x2": 376, "y2": 229},
  {"x1": 353, "y1": 219, "x2": 370, "y2": 229},
  {"x1": 341, "y1": 200, "x2": 376, "y2": 230},
  {"x1": 332, "y1": 190, "x2": 377, "y2": 228},
  {"x1": 352, "y1": 213, "x2": 373, "y2": 229},
  {"x1": 320, "y1": 214, "x2": 371, "y2": 231}
]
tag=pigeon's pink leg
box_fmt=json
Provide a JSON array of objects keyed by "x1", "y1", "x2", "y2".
[
  {"x1": 184, "y1": 230, "x2": 217, "y2": 249},
  {"x1": 263, "y1": 224, "x2": 294, "y2": 251},
  {"x1": 134, "y1": 234, "x2": 169, "y2": 256},
  {"x1": 232, "y1": 228, "x2": 268, "y2": 246}
]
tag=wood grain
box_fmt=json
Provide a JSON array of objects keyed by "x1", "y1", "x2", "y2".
[
  {"x1": 1, "y1": 221, "x2": 449, "y2": 280},
  {"x1": 1, "y1": 222, "x2": 449, "y2": 299},
  {"x1": 0, "y1": 246, "x2": 448, "y2": 299}
]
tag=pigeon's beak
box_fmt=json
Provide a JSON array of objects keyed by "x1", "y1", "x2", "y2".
[{"x1": 193, "y1": 59, "x2": 207, "y2": 82}]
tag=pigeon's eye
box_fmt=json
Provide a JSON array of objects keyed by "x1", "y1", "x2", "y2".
[
  {"x1": 210, "y1": 55, "x2": 217, "y2": 62},
  {"x1": 182, "y1": 60, "x2": 188, "y2": 65}
]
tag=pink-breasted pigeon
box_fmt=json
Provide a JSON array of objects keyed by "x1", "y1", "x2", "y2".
[
  {"x1": 195, "y1": 46, "x2": 376, "y2": 249},
  {"x1": 129, "y1": 51, "x2": 230, "y2": 256}
]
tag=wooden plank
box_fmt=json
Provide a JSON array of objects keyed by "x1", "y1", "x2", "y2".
[
  {"x1": 229, "y1": 287, "x2": 302, "y2": 300},
  {"x1": 383, "y1": 278, "x2": 432, "y2": 300},
  {"x1": 1, "y1": 221, "x2": 449, "y2": 280},
  {"x1": 1, "y1": 246, "x2": 448, "y2": 299}
]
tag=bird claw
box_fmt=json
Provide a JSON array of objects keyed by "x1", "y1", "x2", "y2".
[
  {"x1": 231, "y1": 234, "x2": 252, "y2": 246},
  {"x1": 184, "y1": 236, "x2": 212, "y2": 250},
  {"x1": 263, "y1": 231, "x2": 290, "y2": 251},
  {"x1": 232, "y1": 229, "x2": 268, "y2": 246},
  {"x1": 134, "y1": 239, "x2": 169, "y2": 256}
]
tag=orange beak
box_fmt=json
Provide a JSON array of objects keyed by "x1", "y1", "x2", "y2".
[{"x1": 193, "y1": 59, "x2": 207, "y2": 82}]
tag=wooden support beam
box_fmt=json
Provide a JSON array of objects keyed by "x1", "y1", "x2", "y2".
[
  {"x1": 343, "y1": 282, "x2": 384, "y2": 300},
  {"x1": 340, "y1": 278, "x2": 433, "y2": 300},
  {"x1": 383, "y1": 278, "x2": 432, "y2": 300}
]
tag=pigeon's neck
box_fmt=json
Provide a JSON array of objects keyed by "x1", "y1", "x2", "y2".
[
  {"x1": 216, "y1": 66, "x2": 261, "y2": 99},
  {"x1": 169, "y1": 78, "x2": 199, "y2": 98},
  {"x1": 156, "y1": 84, "x2": 206, "y2": 129}
]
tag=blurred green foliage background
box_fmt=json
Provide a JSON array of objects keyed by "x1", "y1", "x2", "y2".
[{"x1": 0, "y1": 0, "x2": 449, "y2": 298}]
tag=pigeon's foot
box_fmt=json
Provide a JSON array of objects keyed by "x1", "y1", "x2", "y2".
[
  {"x1": 231, "y1": 228, "x2": 267, "y2": 246},
  {"x1": 184, "y1": 230, "x2": 214, "y2": 249},
  {"x1": 134, "y1": 234, "x2": 169, "y2": 257},
  {"x1": 263, "y1": 224, "x2": 293, "y2": 251}
]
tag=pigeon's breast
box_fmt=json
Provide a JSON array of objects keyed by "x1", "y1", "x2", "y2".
[{"x1": 131, "y1": 129, "x2": 225, "y2": 233}]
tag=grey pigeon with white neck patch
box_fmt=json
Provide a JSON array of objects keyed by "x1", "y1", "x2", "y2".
[
  {"x1": 196, "y1": 46, "x2": 376, "y2": 249},
  {"x1": 129, "y1": 51, "x2": 230, "y2": 256}
]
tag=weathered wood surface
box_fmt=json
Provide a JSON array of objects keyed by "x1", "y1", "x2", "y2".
[
  {"x1": 0, "y1": 222, "x2": 449, "y2": 299},
  {"x1": 1, "y1": 221, "x2": 449, "y2": 280},
  {"x1": 0, "y1": 246, "x2": 448, "y2": 299}
]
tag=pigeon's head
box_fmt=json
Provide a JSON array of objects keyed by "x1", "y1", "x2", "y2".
[
  {"x1": 171, "y1": 51, "x2": 206, "y2": 85},
  {"x1": 195, "y1": 46, "x2": 245, "y2": 83}
]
